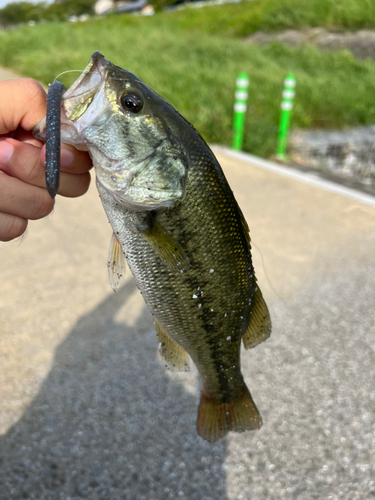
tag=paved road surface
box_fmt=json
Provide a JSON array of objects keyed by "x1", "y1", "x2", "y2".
[{"x1": 0, "y1": 71, "x2": 374, "y2": 499}]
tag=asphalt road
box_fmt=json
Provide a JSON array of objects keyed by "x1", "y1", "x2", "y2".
[{"x1": 0, "y1": 71, "x2": 374, "y2": 499}]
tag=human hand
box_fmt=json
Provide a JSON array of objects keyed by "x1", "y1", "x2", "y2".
[{"x1": 0, "y1": 79, "x2": 92, "y2": 242}]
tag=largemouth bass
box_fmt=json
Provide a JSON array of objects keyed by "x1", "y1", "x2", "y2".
[{"x1": 34, "y1": 52, "x2": 271, "y2": 442}]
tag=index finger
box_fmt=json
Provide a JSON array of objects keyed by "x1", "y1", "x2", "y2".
[{"x1": 0, "y1": 79, "x2": 47, "y2": 135}]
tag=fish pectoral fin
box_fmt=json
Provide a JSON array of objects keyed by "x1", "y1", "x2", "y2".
[
  {"x1": 154, "y1": 318, "x2": 190, "y2": 372},
  {"x1": 142, "y1": 219, "x2": 190, "y2": 272},
  {"x1": 242, "y1": 287, "x2": 271, "y2": 349},
  {"x1": 196, "y1": 384, "x2": 262, "y2": 443},
  {"x1": 107, "y1": 232, "x2": 126, "y2": 292}
]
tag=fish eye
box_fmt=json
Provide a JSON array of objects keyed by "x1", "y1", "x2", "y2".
[{"x1": 120, "y1": 94, "x2": 143, "y2": 113}]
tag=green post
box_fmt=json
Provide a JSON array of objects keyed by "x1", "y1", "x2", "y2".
[
  {"x1": 232, "y1": 73, "x2": 249, "y2": 151},
  {"x1": 276, "y1": 73, "x2": 296, "y2": 161}
]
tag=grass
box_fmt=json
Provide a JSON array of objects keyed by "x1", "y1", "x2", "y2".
[
  {"x1": 0, "y1": 2, "x2": 375, "y2": 157},
  {"x1": 165, "y1": 0, "x2": 375, "y2": 38}
]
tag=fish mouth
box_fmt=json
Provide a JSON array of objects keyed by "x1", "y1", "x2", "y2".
[
  {"x1": 32, "y1": 52, "x2": 109, "y2": 141},
  {"x1": 62, "y1": 51, "x2": 108, "y2": 122}
]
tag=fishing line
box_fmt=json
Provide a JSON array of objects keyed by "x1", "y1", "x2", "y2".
[
  {"x1": 251, "y1": 241, "x2": 288, "y2": 307},
  {"x1": 60, "y1": 84, "x2": 102, "y2": 101},
  {"x1": 53, "y1": 69, "x2": 84, "y2": 82},
  {"x1": 147, "y1": 84, "x2": 176, "y2": 108}
]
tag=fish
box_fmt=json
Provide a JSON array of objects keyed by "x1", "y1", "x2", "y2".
[{"x1": 33, "y1": 51, "x2": 272, "y2": 442}]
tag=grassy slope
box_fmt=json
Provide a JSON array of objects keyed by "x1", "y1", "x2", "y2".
[
  {"x1": 167, "y1": 0, "x2": 375, "y2": 38},
  {"x1": 0, "y1": 2, "x2": 374, "y2": 156}
]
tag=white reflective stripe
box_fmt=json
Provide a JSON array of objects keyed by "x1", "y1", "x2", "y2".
[
  {"x1": 281, "y1": 101, "x2": 293, "y2": 111},
  {"x1": 282, "y1": 90, "x2": 295, "y2": 99},
  {"x1": 236, "y1": 78, "x2": 249, "y2": 88},
  {"x1": 235, "y1": 90, "x2": 248, "y2": 100},
  {"x1": 218, "y1": 146, "x2": 375, "y2": 208},
  {"x1": 234, "y1": 103, "x2": 247, "y2": 113},
  {"x1": 284, "y1": 78, "x2": 296, "y2": 88}
]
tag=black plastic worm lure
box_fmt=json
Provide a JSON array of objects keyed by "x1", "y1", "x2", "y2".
[{"x1": 45, "y1": 80, "x2": 65, "y2": 198}]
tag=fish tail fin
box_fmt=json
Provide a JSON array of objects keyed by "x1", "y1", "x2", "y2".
[{"x1": 196, "y1": 384, "x2": 262, "y2": 442}]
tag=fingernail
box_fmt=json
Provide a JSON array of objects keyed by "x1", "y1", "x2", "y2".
[
  {"x1": 0, "y1": 140, "x2": 14, "y2": 166},
  {"x1": 60, "y1": 146, "x2": 74, "y2": 168}
]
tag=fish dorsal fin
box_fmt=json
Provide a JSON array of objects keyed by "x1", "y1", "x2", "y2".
[
  {"x1": 154, "y1": 318, "x2": 190, "y2": 372},
  {"x1": 239, "y1": 208, "x2": 251, "y2": 249},
  {"x1": 107, "y1": 232, "x2": 126, "y2": 292},
  {"x1": 242, "y1": 287, "x2": 271, "y2": 349},
  {"x1": 142, "y1": 219, "x2": 190, "y2": 272}
]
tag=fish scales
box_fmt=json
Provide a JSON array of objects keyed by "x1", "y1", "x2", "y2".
[
  {"x1": 34, "y1": 51, "x2": 272, "y2": 442},
  {"x1": 97, "y1": 147, "x2": 254, "y2": 395}
]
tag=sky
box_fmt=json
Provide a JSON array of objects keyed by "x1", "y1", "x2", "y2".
[{"x1": 0, "y1": 0, "x2": 54, "y2": 8}]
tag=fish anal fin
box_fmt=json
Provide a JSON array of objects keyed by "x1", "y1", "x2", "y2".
[
  {"x1": 154, "y1": 318, "x2": 190, "y2": 372},
  {"x1": 107, "y1": 232, "x2": 126, "y2": 292},
  {"x1": 142, "y1": 219, "x2": 190, "y2": 272},
  {"x1": 196, "y1": 385, "x2": 262, "y2": 443},
  {"x1": 243, "y1": 287, "x2": 271, "y2": 350}
]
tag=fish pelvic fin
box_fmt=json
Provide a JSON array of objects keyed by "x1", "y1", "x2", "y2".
[
  {"x1": 154, "y1": 318, "x2": 190, "y2": 372},
  {"x1": 242, "y1": 287, "x2": 271, "y2": 350},
  {"x1": 107, "y1": 232, "x2": 126, "y2": 292},
  {"x1": 196, "y1": 384, "x2": 262, "y2": 443}
]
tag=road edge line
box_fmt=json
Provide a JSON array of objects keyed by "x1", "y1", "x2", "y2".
[{"x1": 213, "y1": 146, "x2": 375, "y2": 208}]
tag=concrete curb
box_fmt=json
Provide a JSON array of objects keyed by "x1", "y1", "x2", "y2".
[{"x1": 213, "y1": 145, "x2": 375, "y2": 208}]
